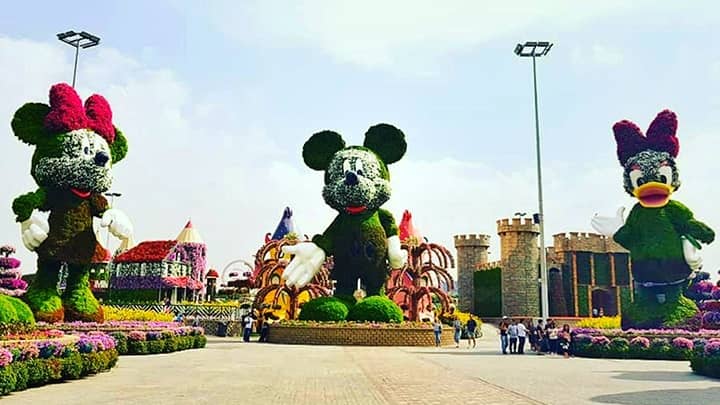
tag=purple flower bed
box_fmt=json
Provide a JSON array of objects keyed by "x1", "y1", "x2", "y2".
[
  {"x1": 37, "y1": 320, "x2": 183, "y2": 332},
  {"x1": 574, "y1": 330, "x2": 702, "y2": 360}
]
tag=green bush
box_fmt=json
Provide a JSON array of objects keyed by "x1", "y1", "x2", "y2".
[
  {"x1": 127, "y1": 340, "x2": 148, "y2": 355},
  {"x1": 194, "y1": 335, "x2": 207, "y2": 348},
  {"x1": 111, "y1": 332, "x2": 128, "y2": 355},
  {"x1": 147, "y1": 340, "x2": 164, "y2": 354},
  {"x1": 299, "y1": 297, "x2": 350, "y2": 321},
  {"x1": 26, "y1": 359, "x2": 49, "y2": 387},
  {"x1": 61, "y1": 353, "x2": 83, "y2": 380},
  {"x1": 163, "y1": 338, "x2": 178, "y2": 353},
  {"x1": 0, "y1": 366, "x2": 17, "y2": 395},
  {"x1": 12, "y1": 362, "x2": 28, "y2": 391},
  {"x1": 347, "y1": 296, "x2": 403, "y2": 323}
]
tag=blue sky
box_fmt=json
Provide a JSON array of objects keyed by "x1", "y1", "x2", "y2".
[{"x1": 1, "y1": 1, "x2": 719, "y2": 278}]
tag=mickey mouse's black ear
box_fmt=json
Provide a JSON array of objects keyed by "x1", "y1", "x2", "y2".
[
  {"x1": 11, "y1": 103, "x2": 51, "y2": 146},
  {"x1": 364, "y1": 124, "x2": 406, "y2": 165},
  {"x1": 303, "y1": 130, "x2": 346, "y2": 171}
]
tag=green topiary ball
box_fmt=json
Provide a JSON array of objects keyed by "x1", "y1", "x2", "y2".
[
  {"x1": 298, "y1": 296, "x2": 350, "y2": 322},
  {"x1": 347, "y1": 296, "x2": 403, "y2": 323}
]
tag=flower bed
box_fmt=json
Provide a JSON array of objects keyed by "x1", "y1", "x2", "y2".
[
  {"x1": 0, "y1": 332, "x2": 118, "y2": 395},
  {"x1": 690, "y1": 338, "x2": 720, "y2": 378},
  {"x1": 103, "y1": 307, "x2": 174, "y2": 322},
  {"x1": 109, "y1": 328, "x2": 206, "y2": 355},
  {"x1": 268, "y1": 321, "x2": 453, "y2": 346},
  {"x1": 573, "y1": 334, "x2": 695, "y2": 360},
  {"x1": 35, "y1": 321, "x2": 206, "y2": 355}
]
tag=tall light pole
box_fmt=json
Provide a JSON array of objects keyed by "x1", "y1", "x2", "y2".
[
  {"x1": 57, "y1": 31, "x2": 101, "y2": 88},
  {"x1": 104, "y1": 192, "x2": 122, "y2": 252},
  {"x1": 514, "y1": 41, "x2": 553, "y2": 321}
]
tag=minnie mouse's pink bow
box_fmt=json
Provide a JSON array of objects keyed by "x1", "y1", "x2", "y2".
[{"x1": 43, "y1": 83, "x2": 116, "y2": 143}]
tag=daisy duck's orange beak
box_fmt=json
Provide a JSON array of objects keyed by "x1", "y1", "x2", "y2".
[{"x1": 633, "y1": 182, "x2": 672, "y2": 208}]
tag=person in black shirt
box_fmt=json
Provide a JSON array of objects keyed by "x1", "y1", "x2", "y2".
[
  {"x1": 466, "y1": 315, "x2": 478, "y2": 348},
  {"x1": 499, "y1": 316, "x2": 509, "y2": 354}
]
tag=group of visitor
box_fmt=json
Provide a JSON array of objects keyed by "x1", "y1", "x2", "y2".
[
  {"x1": 432, "y1": 314, "x2": 480, "y2": 348},
  {"x1": 499, "y1": 317, "x2": 574, "y2": 358}
]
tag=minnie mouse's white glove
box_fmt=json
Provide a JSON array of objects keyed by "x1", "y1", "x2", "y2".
[
  {"x1": 20, "y1": 212, "x2": 49, "y2": 251},
  {"x1": 101, "y1": 208, "x2": 134, "y2": 240},
  {"x1": 282, "y1": 242, "x2": 325, "y2": 287},
  {"x1": 387, "y1": 235, "x2": 407, "y2": 269}
]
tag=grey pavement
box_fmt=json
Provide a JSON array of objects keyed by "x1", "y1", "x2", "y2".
[{"x1": 3, "y1": 323, "x2": 718, "y2": 405}]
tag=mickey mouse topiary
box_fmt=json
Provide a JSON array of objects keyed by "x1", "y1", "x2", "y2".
[
  {"x1": 11, "y1": 83, "x2": 134, "y2": 323},
  {"x1": 282, "y1": 124, "x2": 408, "y2": 296}
]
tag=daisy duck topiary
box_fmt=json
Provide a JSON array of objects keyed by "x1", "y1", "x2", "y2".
[
  {"x1": 282, "y1": 124, "x2": 408, "y2": 296},
  {"x1": 592, "y1": 110, "x2": 714, "y2": 329},
  {"x1": 11, "y1": 83, "x2": 133, "y2": 323}
]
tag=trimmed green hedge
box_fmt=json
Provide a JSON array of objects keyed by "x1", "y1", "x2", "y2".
[
  {"x1": 574, "y1": 337, "x2": 692, "y2": 360},
  {"x1": 105, "y1": 289, "x2": 162, "y2": 304},
  {"x1": 577, "y1": 285, "x2": 589, "y2": 317},
  {"x1": 111, "y1": 333, "x2": 206, "y2": 355},
  {"x1": 347, "y1": 296, "x2": 403, "y2": 323},
  {"x1": 299, "y1": 297, "x2": 350, "y2": 321},
  {"x1": 0, "y1": 350, "x2": 118, "y2": 395},
  {"x1": 473, "y1": 267, "x2": 501, "y2": 317}
]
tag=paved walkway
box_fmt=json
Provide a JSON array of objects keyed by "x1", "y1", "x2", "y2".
[{"x1": 4, "y1": 324, "x2": 718, "y2": 404}]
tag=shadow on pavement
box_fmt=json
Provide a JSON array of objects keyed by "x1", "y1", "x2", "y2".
[
  {"x1": 610, "y1": 370, "x2": 704, "y2": 382},
  {"x1": 591, "y1": 387, "x2": 720, "y2": 404},
  {"x1": 408, "y1": 350, "x2": 543, "y2": 357}
]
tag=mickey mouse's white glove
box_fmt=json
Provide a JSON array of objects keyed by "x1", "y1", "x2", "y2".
[
  {"x1": 101, "y1": 208, "x2": 134, "y2": 240},
  {"x1": 387, "y1": 235, "x2": 407, "y2": 269},
  {"x1": 682, "y1": 236, "x2": 703, "y2": 271},
  {"x1": 282, "y1": 242, "x2": 325, "y2": 288},
  {"x1": 591, "y1": 207, "x2": 626, "y2": 237},
  {"x1": 20, "y1": 212, "x2": 49, "y2": 251}
]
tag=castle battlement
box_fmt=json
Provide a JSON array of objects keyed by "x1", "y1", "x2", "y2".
[
  {"x1": 552, "y1": 232, "x2": 627, "y2": 254},
  {"x1": 497, "y1": 217, "x2": 539, "y2": 234},
  {"x1": 453, "y1": 234, "x2": 491, "y2": 247}
]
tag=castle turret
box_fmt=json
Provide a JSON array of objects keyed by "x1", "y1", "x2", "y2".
[
  {"x1": 454, "y1": 234, "x2": 490, "y2": 312},
  {"x1": 497, "y1": 218, "x2": 540, "y2": 317}
]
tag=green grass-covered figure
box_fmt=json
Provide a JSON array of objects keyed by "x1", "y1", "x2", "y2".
[
  {"x1": 11, "y1": 83, "x2": 133, "y2": 323},
  {"x1": 282, "y1": 124, "x2": 408, "y2": 295},
  {"x1": 592, "y1": 110, "x2": 714, "y2": 329}
]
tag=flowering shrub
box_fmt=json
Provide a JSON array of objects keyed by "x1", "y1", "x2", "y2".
[
  {"x1": 630, "y1": 336, "x2": 650, "y2": 348},
  {"x1": 276, "y1": 320, "x2": 434, "y2": 329},
  {"x1": 576, "y1": 316, "x2": 621, "y2": 330},
  {"x1": 672, "y1": 337, "x2": 694, "y2": 350},
  {"x1": 103, "y1": 307, "x2": 174, "y2": 322}
]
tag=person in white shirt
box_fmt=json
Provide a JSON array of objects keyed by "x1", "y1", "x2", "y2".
[
  {"x1": 516, "y1": 319, "x2": 528, "y2": 354},
  {"x1": 508, "y1": 319, "x2": 519, "y2": 354}
]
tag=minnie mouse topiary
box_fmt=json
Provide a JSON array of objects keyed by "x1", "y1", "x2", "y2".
[{"x1": 11, "y1": 83, "x2": 134, "y2": 323}]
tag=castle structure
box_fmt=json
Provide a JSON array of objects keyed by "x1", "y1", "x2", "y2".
[{"x1": 455, "y1": 217, "x2": 631, "y2": 318}]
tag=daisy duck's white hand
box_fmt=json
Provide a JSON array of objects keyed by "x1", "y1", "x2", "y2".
[
  {"x1": 591, "y1": 207, "x2": 626, "y2": 237},
  {"x1": 282, "y1": 242, "x2": 326, "y2": 287}
]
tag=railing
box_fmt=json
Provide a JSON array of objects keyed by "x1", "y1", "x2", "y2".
[{"x1": 105, "y1": 304, "x2": 249, "y2": 320}]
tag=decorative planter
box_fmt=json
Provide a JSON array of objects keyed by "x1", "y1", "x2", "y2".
[{"x1": 267, "y1": 325, "x2": 455, "y2": 346}]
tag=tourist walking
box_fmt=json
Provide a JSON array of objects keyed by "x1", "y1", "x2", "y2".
[
  {"x1": 433, "y1": 319, "x2": 443, "y2": 347},
  {"x1": 243, "y1": 314, "x2": 254, "y2": 342},
  {"x1": 466, "y1": 315, "x2": 478, "y2": 348},
  {"x1": 534, "y1": 319, "x2": 545, "y2": 354},
  {"x1": 499, "y1": 316, "x2": 509, "y2": 354},
  {"x1": 517, "y1": 319, "x2": 527, "y2": 354},
  {"x1": 452, "y1": 318, "x2": 462, "y2": 348},
  {"x1": 546, "y1": 320, "x2": 559, "y2": 354},
  {"x1": 508, "y1": 319, "x2": 518, "y2": 354}
]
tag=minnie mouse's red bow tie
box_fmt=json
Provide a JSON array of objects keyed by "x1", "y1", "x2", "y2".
[{"x1": 44, "y1": 83, "x2": 116, "y2": 143}]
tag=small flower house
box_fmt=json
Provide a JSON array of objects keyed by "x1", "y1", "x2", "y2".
[{"x1": 110, "y1": 220, "x2": 207, "y2": 303}]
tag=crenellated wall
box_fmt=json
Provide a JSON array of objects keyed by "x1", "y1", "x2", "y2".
[{"x1": 497, "y1": 218, "x2": 540, "y2": 317}]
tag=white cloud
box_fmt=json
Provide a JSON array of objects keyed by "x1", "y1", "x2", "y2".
[
  {"x1": 201, "y1": 0, "x2": 648, "y2": 73},
  {"x1": 591, "y1": 45, "x2": 623, "y2": 66},
  {"x1": 1, "y1": 35, "x2": 718, "y2": 286}
]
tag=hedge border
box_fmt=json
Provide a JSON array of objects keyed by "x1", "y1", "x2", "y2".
[{"x1": 111, "y1": 334, "x2": 206, "y2": 355}]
